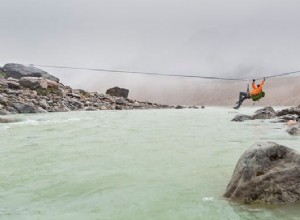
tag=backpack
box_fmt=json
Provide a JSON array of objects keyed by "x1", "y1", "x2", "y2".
[{"x1": 251, "y1": 91, "x2": 265, "y2": 101}]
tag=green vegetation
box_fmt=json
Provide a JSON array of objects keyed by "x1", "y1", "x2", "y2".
[
  {"x1": 36, "y1": 87, "x2": 58, "y2": 96},
  {"x1": 0, "y1": 71, "x2": 7, "y2": 78}
]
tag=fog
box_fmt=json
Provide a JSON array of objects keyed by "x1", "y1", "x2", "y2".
[{"x1": 1, "y1": 0, "x2": 300, "y2": 105}]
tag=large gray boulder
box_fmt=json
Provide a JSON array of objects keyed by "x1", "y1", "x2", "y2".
[
  {"x1": 3, "y1": 63, "x2": 59, "y2": 82},
  {"x1": 224, "y1": 142, "x2": 300, "y2": 204},
  {"x1": 12, "y1": 102, "x2": 37, "y2": 113},
  {"x1": 106, "y1": 86, "x2": 129, "y2": 98},
  {"x1": 252, "y1": 106, "x2": 276, "y2": 120}
]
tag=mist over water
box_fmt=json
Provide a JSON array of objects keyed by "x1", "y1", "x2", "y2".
[{"x1": 1, "y1": 108, "x2": 299, "y2": 219}]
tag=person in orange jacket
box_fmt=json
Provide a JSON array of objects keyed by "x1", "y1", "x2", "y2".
[{"x1": 233, "y1": 78, "x2": 265, "y2": 109}]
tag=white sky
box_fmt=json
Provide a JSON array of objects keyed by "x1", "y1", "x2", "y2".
[{"x1": 1, "y1": 0, "x2": 300, "y2": 96}]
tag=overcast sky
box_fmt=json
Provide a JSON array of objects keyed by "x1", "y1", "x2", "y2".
[{"x1": 1, "y1": 0, "x2": 300, "y2": 93}]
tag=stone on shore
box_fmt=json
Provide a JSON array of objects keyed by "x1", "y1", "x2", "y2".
[
  {"x1": 19, "y1": 77, "x2": 48, "y2": 90},
  {"x1": 224, "y1": 142, "x2": 300, "y2": 204},
  {"x1": 106, "y1": 86, "x2": 129, "y2": 99},
  {"x1": 3, "y1": 63, "x2": 59, "y2": 82},
  {"x1": 12, "y1": 102, "x2": 37, "y2": 114},
  {"x1": 0, "y1": 63, "x2": 182, "y2": 113}
]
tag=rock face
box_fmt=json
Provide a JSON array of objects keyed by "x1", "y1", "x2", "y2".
[
  {"x1": 224, "y1": 142, "x2": 300, "y2": 204},
  {"x1": 106, "y1": 86, "x2": 129, "y2": 98},
  {"x1": 3, "y1": 63, "x2": 59, "y2": 82}
]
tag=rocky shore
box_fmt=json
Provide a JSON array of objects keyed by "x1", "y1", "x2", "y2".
[
  {"x1": 226, "y1": 106, "x2": 300, "y2": 205},
  {"x1": 0, "y1": 63, "x2": 194, "y2": 116},
  {"x1": 232, "y1": 105, "x2": 300, "y2": 135}
]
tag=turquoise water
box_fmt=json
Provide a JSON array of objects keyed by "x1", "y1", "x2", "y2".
[{"x1": 0, "y1": 107, "x2": 299, "y2": 220}]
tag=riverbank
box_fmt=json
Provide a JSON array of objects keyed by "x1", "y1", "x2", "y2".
[{"x1": 0, "y1": 63, "x2": 197, "y2": 115}]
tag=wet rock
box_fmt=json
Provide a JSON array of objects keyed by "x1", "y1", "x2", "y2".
[
  {"x1": 106, "y1": 86, "x2": 129, "y2": 98},
  {"x1": 287, "y1": 125, "x2": 300, "y2": 136},
  {"x1": 12, "y1": 102, "x2": 37, "y2": 113},
  {"x1": 276, "y1": 106, "x2": 300, "y2": 117},
  {"x1": 3, "y1": 63, "x2": 59, "y2": 82},
  {"x1": 224, "y1": 142, "x2": 300, "y2": 204},
  {"x1": 252, "y1": 106, "x2": 276, "y2": 120},
  {"x1": 0, "y1": 117, "x2": 19, "y2": 123},
  {"x1": 231, "y1": 114, "x2": 252, "y2": 122}
]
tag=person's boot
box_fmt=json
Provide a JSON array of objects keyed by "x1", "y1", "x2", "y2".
[{"x1": 233, "y1": 102, "x2": 242, "y2": 109}]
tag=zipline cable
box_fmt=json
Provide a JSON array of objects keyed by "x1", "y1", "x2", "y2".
[
  {"x1": 26, "y1": 64, "x2": 248, "y2": 81},
  {"x1": 26, "y1": 64, "x2": 300, "y2": 82}
]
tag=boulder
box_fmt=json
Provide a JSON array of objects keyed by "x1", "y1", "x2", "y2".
[
  {"x1": 12, "y1": 102, "x2": 37, "y2": 114},
  {"x1": 3, "y1": 63, "x2": 59, "y2": 82},
  {"x1": 19, "y1": 77, "x2": 48, "y2": 90},
  {"x1": 106, "y1": 86, "x2": 129, "y2": 98},
  {"x1": 287, "y1": 125, "x2": 300, "y2": 136},
  {"x1": 252, "y1": 106, "x2": 276, "y2": 120},
  {"x1": 231, "y1": 114, "x2": 252, "y2": 122},
  {"x1": 0, "y1": 117, "x2": 19, "y2": 123},
  {"x1": 224, "y1": 142, "x2": 300, "y2": 204},
  {"x1": 276, "y1": 106, "x2": 300, "y2": 117}
]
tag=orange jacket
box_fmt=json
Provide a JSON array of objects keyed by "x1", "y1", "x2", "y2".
[{"x1": 251, "y1": 80, "x2": 265, "y2": 96}]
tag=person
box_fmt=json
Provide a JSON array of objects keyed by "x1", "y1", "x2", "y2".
[{"x1": 233, "y1": 78, "x2": 265, "y2": 109}]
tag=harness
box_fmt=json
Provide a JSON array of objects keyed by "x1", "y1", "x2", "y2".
[{"x1": 247, "y1": 81, "x2": 265, "y2": 102}]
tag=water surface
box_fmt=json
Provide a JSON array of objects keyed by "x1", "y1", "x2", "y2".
[{"x1": 0, "y1": 107, "x2": 299, "y2": 219}]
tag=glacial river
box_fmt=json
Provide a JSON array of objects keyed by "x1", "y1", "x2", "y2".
[{"x1": 0, "y1": 107, "x2": 299, "y2": 220}]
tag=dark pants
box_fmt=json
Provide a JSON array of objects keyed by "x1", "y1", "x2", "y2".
[
  {"x1": 234, "y1": 92, "x2": 250, "y2": 109},
  {"x1": 238, "y1": 92, "x2": 250, "y2": 104}
]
